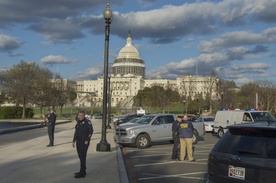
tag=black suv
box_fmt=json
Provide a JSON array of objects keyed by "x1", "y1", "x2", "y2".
[{"x1": 207, "y1": 122, "x2": 276, "y2": 183}]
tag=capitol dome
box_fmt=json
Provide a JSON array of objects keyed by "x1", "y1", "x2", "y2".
[
  {"x1": 117, "y1": 35, "x2": 141, "y2": 59},
  {"x1": 112, "y1": 32, "x2": 145, "y2": 78}
]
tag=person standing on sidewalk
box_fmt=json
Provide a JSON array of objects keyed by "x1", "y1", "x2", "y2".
[
  {"x1": 171, "y1": 116, "x2": 182, "y2": 160},
  {"x1": 72, "y1": 110, "x2": 93, "y2": 178},
  {"x1": 178, "y1": 114, "x2": 196, "y2": 161},
  {"x1": 46, "y1": 108, "x2": 56, "y2": 147}
]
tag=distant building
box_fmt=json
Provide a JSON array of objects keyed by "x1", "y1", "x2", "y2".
[{"x1": 75, "y1": 33, "x2": 219, "y2": 108}]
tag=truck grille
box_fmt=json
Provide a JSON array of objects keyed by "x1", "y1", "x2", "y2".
[{"x1": 116, "y1": 129, "x2": 127, "y2": 136}]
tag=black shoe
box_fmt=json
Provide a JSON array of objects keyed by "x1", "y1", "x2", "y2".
[
  {"x1": 46, "y1": 144, "x2": 54, "y2": 147},
  {"x1": 74, "y1": 174, "x2": 85, "y2": 178},
  {"x1": 75, "y1": 172, "x2": 86, "y2": 176}
]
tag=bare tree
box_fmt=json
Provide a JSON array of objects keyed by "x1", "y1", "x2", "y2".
[
  {"x1": 180, "y1": 76, "x2": 196, "y2": 113},
  {"x1": 254, "y1": 80, "x2": 276, "y2": 113},
  {"x1": 204, "y1": 71, "x2": 219, "y2": 114}
]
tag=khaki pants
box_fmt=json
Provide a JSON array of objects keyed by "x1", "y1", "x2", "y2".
[{"x1": 179, "y1": 138, "x2": 194, "y2": 161}]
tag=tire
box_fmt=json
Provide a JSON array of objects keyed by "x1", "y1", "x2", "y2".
[
  {"x1": 136, "y1": 134, "x2": 150, "y2": 149},
  {"x1": 192, "y1": 130, "x2": 199, "y2": 144},
  {"x1": 217, "y1": 128, "x2": 224, "y2": 138},
  {"x1": 169, "y1": 140, "x2": 174, "y2": 144}
]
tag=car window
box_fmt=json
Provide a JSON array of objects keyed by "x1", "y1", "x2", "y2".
[
  {"x1": 196, "y1": 117, "x2": 203, "y2": 122},
  {"x1": 243, "y1": 113, "x2": 252, "y2": 121},
  {"x1": 156, "y1": 116, "x2": 166, "y2": 124},
  {"x1": 212, "y1": 128, "x2": 276, "y2": 159},
  {"x1": 137, "y1": 116, "x2": 154, "y2": 124},
  {"x1": 165, "y1": 115, "x2": 175, "y2": 124}
]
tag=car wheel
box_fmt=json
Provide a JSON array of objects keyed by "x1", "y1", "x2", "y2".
[
  {"x1": 169, "y1": 140, "x2": 174, "y2": 144},
  {"x1": 218, "y1": 128, "x2": 224, "y2": 138},
  {"x1": 192, "y1": 130, "x2": 199, "y2": 144},
  {"x1": 136, "y1": 134, "x2": 150, "y2": 149}
]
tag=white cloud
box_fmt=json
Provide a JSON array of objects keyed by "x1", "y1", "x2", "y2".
[
  {"x1": 199, "y1": 28, "x2": 276, "y2": 53},
  {"x1": 0, "y1": 34, "x2": 21, "y2": 51},
  {"x1": 76, "y1": 65, "x2": 103, "y2": 80},
  {"x1": 40, "y1": 55, "x2": 78, "y2": 65}
]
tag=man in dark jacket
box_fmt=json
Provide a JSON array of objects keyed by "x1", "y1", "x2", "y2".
[
  {"x1": 72, "y1": 110, "x2": 94, "y2": 178},
  {"x1": 178, "y1": 114, "x2": 196, "y2": 161},
  {"x1": 171, "y1": 116, "x2": 182, "y2": 159},
  {"x1": 46, "y1": 108, "x2": 56, "y2": 147}
]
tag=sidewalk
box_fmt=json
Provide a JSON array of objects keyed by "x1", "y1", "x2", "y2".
[{"x1": 0, "y1": 119, "x2": 129, "y2": 183}]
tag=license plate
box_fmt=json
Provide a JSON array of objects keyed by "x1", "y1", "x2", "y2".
[{"x1": 228, "y1": 165, "x2": 245, "y2": 180}]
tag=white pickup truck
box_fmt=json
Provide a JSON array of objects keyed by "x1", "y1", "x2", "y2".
[{"x1": 114, "y1": 113, "x2": 205, "y2": 149}]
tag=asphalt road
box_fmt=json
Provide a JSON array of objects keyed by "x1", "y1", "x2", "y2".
[
  {"x1": 121, "y1": 133, "x2": 220, "y2": 183},
  {"x1": 0, "y1": 122, "x2": 74, "y2": 147}
]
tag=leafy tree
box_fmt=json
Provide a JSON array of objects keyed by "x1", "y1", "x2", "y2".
[
  {"x1": 133, "y1": 85, "x2": 180, "y2": 113},
  {"x1": 1, "y1": 61, "x2": 53, "y2": 118}
]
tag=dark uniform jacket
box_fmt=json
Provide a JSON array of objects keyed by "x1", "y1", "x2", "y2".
[
  {"x1": 178, "y1": 120, "x2": 194, "y2": 138},
  {"x1": 172, "y1": 120, "x2": 179, "y2": 135},
  {"x1": 47, "y1": 113, "x2": 56, "y2": 126},
  {"x1": 73, "y1": 118, "x2": 94, "y2": 142}
]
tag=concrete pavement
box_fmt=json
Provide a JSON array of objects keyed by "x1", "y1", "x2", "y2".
[{"x1": 0, "y1": 119, "x2": 129, "y2": 183}]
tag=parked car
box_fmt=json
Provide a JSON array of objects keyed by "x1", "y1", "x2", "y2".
[
  {"x1": 114, "y1": 114, "x2": 143, "y2": 125},
  {"x1": 114, "y1": 113, "x2": 205, "y2": 149},
  {"x1": 195, "y1": 116, "x2": 215, "y2": 132},
  {"x1": 93, "y1": 114, "x2": 103, "y2": 119},
  {"x1": 207, "y1": 121, "x2": 276, "y2": 183}
]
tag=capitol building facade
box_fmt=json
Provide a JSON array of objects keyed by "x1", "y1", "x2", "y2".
[{"x1": 75, "y1": 33, "x2": 219, "y2": 108}]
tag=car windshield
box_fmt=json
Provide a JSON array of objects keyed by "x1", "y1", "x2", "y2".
[
  {"x1": 251, "y1": 112, "x2": 276, "y2": 122},
  {"x1": 128, "y1": 117, "x2": 141, "y2": 123},
  {"x1": 136, "y1": 116, "x2": 155, "y2": 124}
]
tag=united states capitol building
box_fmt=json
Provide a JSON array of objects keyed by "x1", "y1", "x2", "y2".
[{"x1": 75, "y1": 33, "x2": 219, "y2": 108}]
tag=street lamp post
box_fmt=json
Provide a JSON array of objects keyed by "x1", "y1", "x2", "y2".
[
  {"x1": 106, "y1": 76, "x2": 111, "y2": 129},
  {"x1": 96, "y1": 3, "x2": 112, "y2": 152}
]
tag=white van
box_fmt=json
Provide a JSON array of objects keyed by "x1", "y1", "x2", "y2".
[{"x1": 214, "y1": 109, "x2": 275, "y2": 138}]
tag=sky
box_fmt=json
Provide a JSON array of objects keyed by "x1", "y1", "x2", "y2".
[{"x1": 0, "y1": 0, "x2": 276, "y2": 85}]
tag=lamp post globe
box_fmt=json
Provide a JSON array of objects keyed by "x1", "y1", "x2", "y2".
[
  {"x1": 103, "y1": 3, "x2": 113, "y2": 21},
  {"x1": 96, "y1": 3, "x2": 112, "y2": 152}
]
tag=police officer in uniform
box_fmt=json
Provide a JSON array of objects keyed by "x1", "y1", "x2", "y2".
[
  {"x1": 72, "y1": 110, "x2": 93, "y2": 178},
  {"x1": 46, "y1": 108, "x2": 56, "y2": 147},
  {"x1": 171, "y1": 116, "x2": 182, "y2": 159}
]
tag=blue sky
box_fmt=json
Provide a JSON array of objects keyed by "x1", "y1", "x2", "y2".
[{"x1": 0, "y1": 0, "x2": 275, "y2": 85}]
